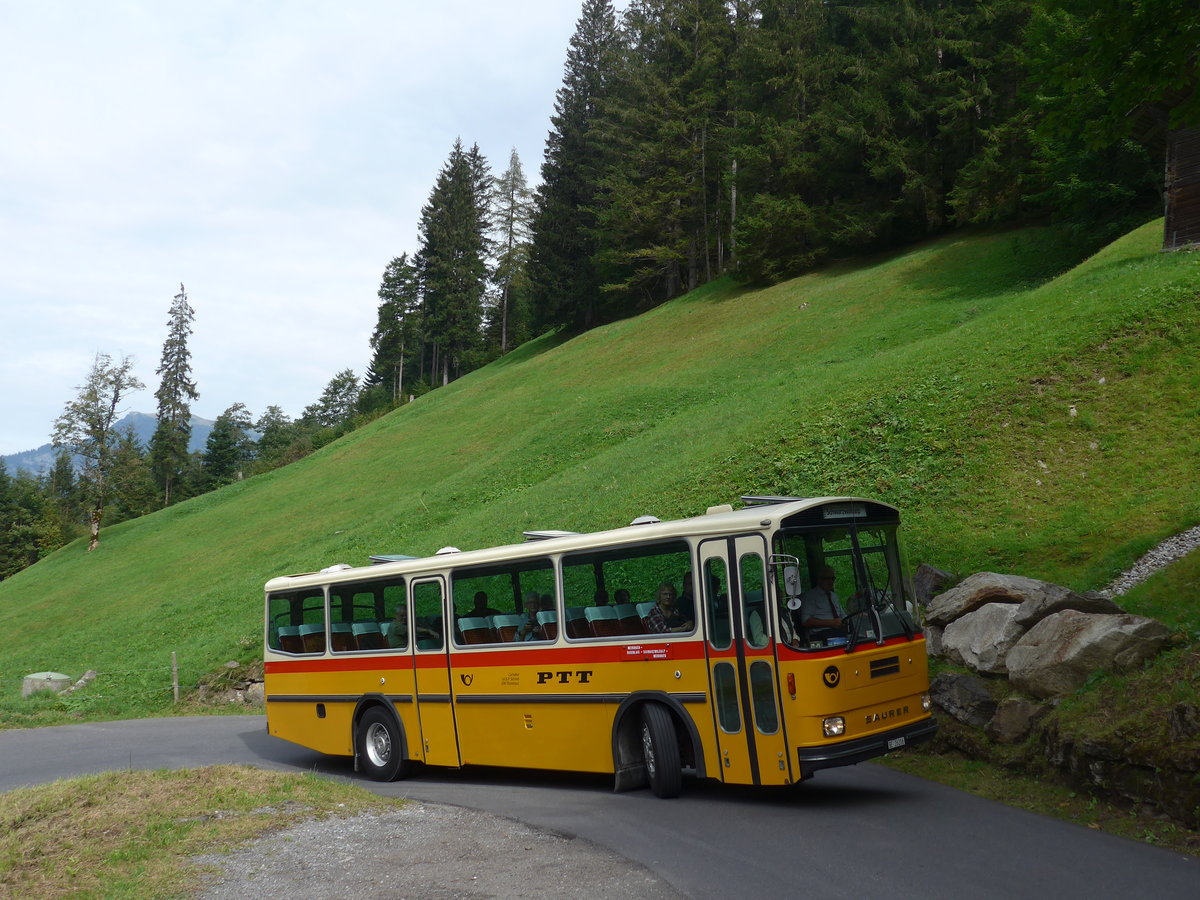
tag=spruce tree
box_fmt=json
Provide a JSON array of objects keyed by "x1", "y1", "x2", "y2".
[
  {"x1": 148, "y1": 284, "x2": 198, "y2": 506},
  {"x1": 596, "y1": 0, "x2": 734, "y2": 306},
  {"x1": 418, "y1": 140, "x2": 490, "y2": 384},
  {"x1": 202, "y1": 403, "x2": 253, "y2": 488},
  {"x1": 528, "y1": 0, "x2": 620, "y2": 331}
]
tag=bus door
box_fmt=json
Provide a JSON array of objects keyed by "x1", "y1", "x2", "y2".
[
  {"x1": 699, "y1": 536, "x2": 793, "y2": 785},
  {"x1": 411, "y1": 577, "x2": 462, "y2": 767}
]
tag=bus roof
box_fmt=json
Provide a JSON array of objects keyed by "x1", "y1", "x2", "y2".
[{"x1": 263, "y1": 495, "x2": 898, "y2": 592}]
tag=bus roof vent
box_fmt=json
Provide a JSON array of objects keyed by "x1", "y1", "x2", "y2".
[
  {"x1": 319, "y1": 563, "x2": 353, "y2": 574},
  {"x1": 369, "y1": 554, "x2": 419, "y2": 565},
  {"x1": 436, "y1": 546, "x2": 461, "y2": 555},
  {"x1": 741, "y1": 495, "x2": 809, "y2": 507},
  {"x1": 706, "y1": 504, "x2": 734, "y2": 515},
  {"x1": 630, "y1": 515, "x2": 660, "y2": 526},
  {"x1": 523, "y1": 530, "x2": 579, "y2": 542}
]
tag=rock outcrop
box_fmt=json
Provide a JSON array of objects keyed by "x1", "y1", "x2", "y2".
[{"x1": 1005, "y1": 610, "x2": 1171, "y2": 698}]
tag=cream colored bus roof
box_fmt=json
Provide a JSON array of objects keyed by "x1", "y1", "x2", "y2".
[{"x1": 264, "y1": 495, "x2": 896, "y2": 592}]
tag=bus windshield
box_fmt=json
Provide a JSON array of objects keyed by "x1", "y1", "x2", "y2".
[{"x1": 772, "y1": 524, "x2": 917, "y2": 650}]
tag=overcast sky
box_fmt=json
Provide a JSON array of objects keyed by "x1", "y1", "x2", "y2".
[{"x1": 0, "y1": 1, "x2": 609, "y2": 455}]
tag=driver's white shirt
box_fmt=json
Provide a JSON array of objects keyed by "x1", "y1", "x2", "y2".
[{"x1": 798, "y1": 586, "x2": 844, "y2": 624}]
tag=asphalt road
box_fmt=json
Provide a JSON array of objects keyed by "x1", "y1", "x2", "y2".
[{"x1": 0, "y1": 715, "x2": 1195, "y2": 898}]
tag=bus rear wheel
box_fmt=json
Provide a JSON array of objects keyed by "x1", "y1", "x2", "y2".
[
  {"x1": 357, "y1": 708, "x2": 410, "y2": 782},
  {"x1": 641, "y1": 704, "x2": 682, "y2": 798}
]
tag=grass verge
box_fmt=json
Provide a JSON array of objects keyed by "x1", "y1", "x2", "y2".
[
  {"x1": 880, "y1": 750, "x2": 1200, "y2": 856},
  {"x1": 0, "y1": 766, "x2": 401, "y2": 899}
]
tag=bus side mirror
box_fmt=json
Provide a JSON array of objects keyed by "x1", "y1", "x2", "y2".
[{"x1": 784, "y1": 566, "x2": 801, "y2": 610}]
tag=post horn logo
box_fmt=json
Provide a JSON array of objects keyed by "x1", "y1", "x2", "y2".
[
  {"x1": 459, "y1": 673, "x2": 474, "y2": 686},
  {"x1": 822, "y1": 665, "x2": 840, "y2": 688}
]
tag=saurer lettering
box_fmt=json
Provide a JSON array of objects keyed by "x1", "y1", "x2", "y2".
[{"x1": 865, "y1": 704, "x2": 909, "y2": 724}]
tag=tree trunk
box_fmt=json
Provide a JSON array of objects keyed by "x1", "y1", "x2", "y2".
[
  {"x1": 87, "y1": 504, "x2": 102, "y2": 552},
  {"x1": 1163, "y1": 127, "x2": 1200, "y2": 250}
]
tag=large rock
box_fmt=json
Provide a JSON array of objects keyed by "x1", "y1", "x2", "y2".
[
  {"x1": 913, "y1": 563, "x2": 958, "y2": 606},
  {"x1": 926, "y1": 571, "x2": 1120, "y2": 628},
  {"x1": 940, "y1": 603, "x2": 1026, "y2": 675},
  {"x1": 986, "y1": 697, "x2": 1048, "y2": 744},
  {"x1": 1006, "y1": 610, "x2": 1171, "y2": 699},
  {"x1": 930, "y1": 672, "x2": 997, "y2": 727},
  {"x1": 924, "y1": 625, "x2": 944, "y2": 658},
  {"x1": 1013, "y1": 589, "x2": 1123, "y2": 629}
]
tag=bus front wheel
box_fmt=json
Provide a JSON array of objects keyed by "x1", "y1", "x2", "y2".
[
  {"x1": 357, "y1": 708, "x2": 410, "y2": 782},
  {"x1": 641, "y1": 704, "x2": 682, "y2": 798}
]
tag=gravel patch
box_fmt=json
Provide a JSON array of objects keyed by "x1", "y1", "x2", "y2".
[
  {"x1": 193, "y1": 802, "x2": 686, "y2": 899},
  {"x1": 1101, "y1": 525, "x2": 1200, "y2": 598}
]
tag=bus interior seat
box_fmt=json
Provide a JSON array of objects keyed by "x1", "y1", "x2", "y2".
[
  {"x1": 330, "y1": 622, "x2": 355, "y2": 652},
  {"x1": 536, "y1": 610, "x2": 558, "y2": 641},
  {"x1": 353, "y1": 622, "x2": 384, "y2": 650},
  {"x1": 492, "y1": 614, "x2": 523, "y2": 642},
  {"x1": 564, "y1": 606, "x2": 588, "y2": 639},
  {"x1": 459, "y1": 616, "x2": 495, "y2": 645},
  {"x1": 584, "y1": 605, "x2": 622, "y2": 637},
  {"x1": 635, "y1": 602, "x2": 656, "y2": 631},
  {"x1": 298, "y1": 623, "x2": 325, "y2": 654},
  {"x1": 613, "y1": 603, "x2": 643, "y2": 634},
  {"x1": 277, "y1": 625, "x2": 303, "y2": 653}
]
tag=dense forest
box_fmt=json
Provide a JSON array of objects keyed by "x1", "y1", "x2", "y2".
[
  {"x1": 1, "y1": 0, "x2": 1194, "y2": 577},
  {"x1": 363, "y1": 0, "x2": 1193, "y2": 398}
]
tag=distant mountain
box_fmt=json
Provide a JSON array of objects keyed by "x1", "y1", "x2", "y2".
[{"x1": 1, "y1": 413, "x2": 215, "y2": 478}]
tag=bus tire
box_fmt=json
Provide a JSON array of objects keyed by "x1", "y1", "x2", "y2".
[
  {"x1": 641, "y1": 703, "x2": 682, "y2": 798},
  {"x1": 357, "y1": 707, "x2": 409, "y2": 782}
]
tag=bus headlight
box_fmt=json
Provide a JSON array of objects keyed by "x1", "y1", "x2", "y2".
[
  {"x1": 823, "y1": 716, "x2": 845, "y2": 737},
  {"x1": 921, "y1": 692, "x2": 932, "y2": 712}
]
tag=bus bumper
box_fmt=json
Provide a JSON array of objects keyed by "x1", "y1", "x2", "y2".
[{"x1": 797, "y1": 717, "x2": 937, "y2": 780}]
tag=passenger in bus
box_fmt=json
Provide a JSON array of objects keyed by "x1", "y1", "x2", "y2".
[
  {"x1": 644, "y1": 583, "x2": 693, "y2": 633},
  {"x1": 798, "y1": 566, "x2": 847, "y2": 632},
  {"x1": 593, "y1": 588, "x2": 610, "y2": 606},
  {"x1": 387, "y1": 609, "x2": 440, "y2": 648},
  {"x1": 464, "y1": 590, "x2": 502, "y2": 618},
  {"x1": 517, "y1": 592, "x2": 544, "y2": 641},
  {"x1": 614, "y1": 588, "x2": 631, "y2": 605}
]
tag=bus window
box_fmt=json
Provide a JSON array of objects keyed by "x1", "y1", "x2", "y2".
[
  {"x1": 267, "y1": 588, "x2": 324, "y2": 654},
  {"x1": 411, "y1": 580, "x2": 445, "y2": 651},
  {"x1": 324, "y1": 577, "x2": 407, "y2": 651},
  {"x1": 749, "y1": 660, "x2": 779, "y2": 734},
  {"x1": 561, "y1": 540, "x2": 692, "y2": 639},
  {"x1": 713, "y1": 662, "x2": 741, "y2": 733},
  {"x1": 703, "y1": 557, "x2": 732, "y2": 650},
  {"x1": 740, "y1": 552, "x2": 768, "y2": 649},
  {"x1": 773, "y1": 525, "x2": 917, "y2": 648},
  {"x1": 451, "y1": 558, "x2": 554, "y2": 645}
]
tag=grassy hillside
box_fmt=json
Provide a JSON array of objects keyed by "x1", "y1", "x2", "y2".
[{"x1": 1, "y1": 220, "x2": 1197, "y2": 723}]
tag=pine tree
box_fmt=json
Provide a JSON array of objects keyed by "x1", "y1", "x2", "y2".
[
  {"x1": 52, "y1": 353, "x2": 145, "y2": 551},
  {"x1": 528, "y1": 0, "x2": 621, "y2": 331},
  {"x1": 148, "y1": 284, "x2": 198, "y2": 506}
]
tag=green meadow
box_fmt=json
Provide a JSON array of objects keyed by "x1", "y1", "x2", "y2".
[{"x1": 1, "y1": 219, "x2": 1197, "y2": 725}]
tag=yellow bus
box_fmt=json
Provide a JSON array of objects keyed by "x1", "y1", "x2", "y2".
[{"x1": 263, "y1": 496, "x2": 936, "y2": 797}]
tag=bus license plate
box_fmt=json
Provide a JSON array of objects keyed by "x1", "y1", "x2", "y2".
[{"x1": 887, "y1": 737, "x2": 906, "y2": 750}]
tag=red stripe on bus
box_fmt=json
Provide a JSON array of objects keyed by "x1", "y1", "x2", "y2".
[{"x1": 265, "y1": 639, "x2": 714, "y2": 674}]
